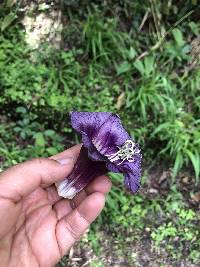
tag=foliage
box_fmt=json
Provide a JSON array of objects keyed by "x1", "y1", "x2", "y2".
[{"x1": 82, "y1": 9, "x2": 130, "y2": 62}]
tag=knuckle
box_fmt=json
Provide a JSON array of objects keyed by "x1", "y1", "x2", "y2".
[
  {"x1": 64, "y1": 211, "x2": 90, "y2": 241},
  {"x1": 32, "y1": 157, "x2": 43, "y2": 165},
  {"x1": 76, "y1": 210, "x2": 90, "y2": 225},
  {"x1": 31, "y1": 158, "x2": 50, "y2": 181},
  {"x1": 32, "y1": 157, "x2": 49, "y2": 167},
  {"x1": 65, "y1": 220, "x2": 81, "y2": 241}
]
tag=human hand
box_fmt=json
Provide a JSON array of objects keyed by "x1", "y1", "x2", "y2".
[{"x1": 0, "y1": 145, "x2": 111, "y2": 267}]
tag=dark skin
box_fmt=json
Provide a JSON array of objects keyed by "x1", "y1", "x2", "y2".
[{"x1": 0, "y1": 145, "x2": 111, "y2": 267}]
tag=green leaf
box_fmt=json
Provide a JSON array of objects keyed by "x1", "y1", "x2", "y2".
[
  {"x1": 5, "y1": 0, "x2": 15, "y2": 7},
  {"x1": 191, "y1": 0, "x2": 197, "y2": 5},
  {"x1": 185, "y1": 149, "x2": 200, "y2": 181},
  {"x1": 109, "y1": 172, "x2": 123, "y2": 182},
  {"x1": 144, "y1": 56, "x2": 154, "y2": 76},
  {"x1": 38, "y1": 3, "x2": 50, "y2": 11},
  {"x1": 1, "y1": 12, "x2": 17, "y2": 32},
  {"x1": 172, "y1": 28, "x2": 185, "y2": 47},
  {"x1": 34, "y1": 133, "x2": 46, "y2": 147},
  {"x1": 188, "y1": 21, "x2": 199, "y2": 36},
  {"x1": 44, "y1": 129, "x2": 55, "y2": 137},
  {"x1": 14, "y1": 126, "x2": 21, "y2": 133},
  {"x1": 133, "y1": 59, "x2": 144, "y2": 75},
  {"x1": 140, "y1": 100, "x2": 146, "y2": 120},
  {"x1": 152, "y1": 122, "x2": 170, "y2": 136},
  {"x1": 16, "y1": 107, "x2": 27, "y2": 114},
  {"x1": 46, "y1": 147, "x2": 58, "y2": 155},
  {"x1": 106, "y1": 194, "x2": 117, "y2": 210},
  {"x1": 128, "y1": 47, "x2": 137, "y2": 59},
  {"x1": 116, "y1": 61, "x2": 131, "y2": 75},
  {"x1": 173, "y1": 153, "x2": 183, "y2": 178}
]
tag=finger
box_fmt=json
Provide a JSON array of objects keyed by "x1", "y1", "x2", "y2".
[
  {"x1": 71, "y1": 175, "x2": 112, "y2": 208},
  {"x1": 0, "y1": 157, "x2": 75, "y2": 202},
  {"x1": 53, "y1": 191, "x2": 87, "y2": 221},
  {"x1": 50, "y1": 144, "x2": 81, "y2": 161},
  {"x1": 70, "y1": 190, "x2": 87, "y2": 209},
  {"x1": 53, "y1": 192, "x2": 87, "y2": 221},
  {"x1": 85, "y1": 175, "x2": 112, "y2": 195},
  {"x1": 53, "y1": 199, "x2": 72, "y2": 220},
  {"x1": 56, "y1": 192, "x2": 105, "y2": 256},
  {"x1": 46, "y1": 185, "x2": 62, "y2": 205}
]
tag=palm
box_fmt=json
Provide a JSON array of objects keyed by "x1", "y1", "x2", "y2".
[
  {"x1": 9, "y1": 186, "x2": 68, "y2": 267},
  {"x1": 6, "y1": 179, "x2": 109, "y2": 267}
]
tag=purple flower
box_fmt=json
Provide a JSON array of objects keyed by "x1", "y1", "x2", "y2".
[{"x1": 56, "y1": 112, "x2": 142, "y2": 199}]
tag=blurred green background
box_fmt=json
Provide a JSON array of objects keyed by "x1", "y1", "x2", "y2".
[{"x1": 0, "y1": 1, "x2": 200, "y2": 266}]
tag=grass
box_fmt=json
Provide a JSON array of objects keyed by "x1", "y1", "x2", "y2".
[{"x1": 0, "y1": 0, "x2": 200, "y2": 266}]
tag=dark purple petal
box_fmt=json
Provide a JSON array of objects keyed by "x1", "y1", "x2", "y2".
[
  {"x1": 71, "y1": 111, "x2": 112, "y2": 139},
  {"x1": 124, "y1": 172, "x2": 140, "y2": 193},
  {"x1": 91, "y1": 113, "x2": 129, "y2": 156},
  {"x1": 56, "y1": 146, "x2": 107, "y2": 199},
  {"x1": 82, "y1": 134, "x2": 105, "y2": 161},
  {"x1": 71, "y1": 111, "x2": 129, "y2": 158}
]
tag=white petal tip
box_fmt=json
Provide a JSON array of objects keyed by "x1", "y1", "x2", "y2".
[{"x1": 55, "y1": 180, "x2": 78, "y2": 199}]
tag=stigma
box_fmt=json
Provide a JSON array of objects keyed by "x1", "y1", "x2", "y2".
[{"x1": 107, "y1": 140, "x2": 140, "y2": 165}]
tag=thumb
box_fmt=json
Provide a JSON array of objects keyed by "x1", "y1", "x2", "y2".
[
  {"x1": 56, "y1": 192, "x2": 105, "y2": 257},
  {"x1": 0, "y1": 157, "x2": 75, "y2": 202}
]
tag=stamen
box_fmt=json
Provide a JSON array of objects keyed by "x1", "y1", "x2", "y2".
[{"x1": 107, "y1": 140, "x2": 140, "y2": 165}]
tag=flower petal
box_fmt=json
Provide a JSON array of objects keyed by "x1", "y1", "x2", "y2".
[
  {"x1": 71, "y1": 112, "x2": 129, "y2": 159},
  {"x1": 82, "y1": 134, "x2": 105, "y2": 161},
  {"x1": 56, "y1": 146, "x2": 107, "y2": 199},
  {"x1": 92, "y1": 113, "x2": 129, "y2": 156},
  {"x1": 71, "y1": 111, "x2": 112, "y2": 139},
  {"x1": 124, "y1": 172, "x2": 140, "y2": 193}
]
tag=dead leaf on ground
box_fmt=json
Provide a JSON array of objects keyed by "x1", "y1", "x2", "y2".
[
  {"x1": 116, "y1": 92, "x2": 125, "y2": 110},
  {"x1": 148, "y1": 188, "x2": 158, "y2": 194},
  {"x1": 181, "y1": 176, "x2": 191, "y2": 185},
  {"x1": 191, "y1": 192, "x2": 200, "y2": 202},
  {"x1": 69, "y1": 247, "x2": 74, "y2": 259},
  {"x1": 158, "y1": 171, "x2": 171, "y2": 185}
]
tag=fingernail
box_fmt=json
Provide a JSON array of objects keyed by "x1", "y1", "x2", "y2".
[{"x1": 57, "y1": 157, "x2": 75, "y2": 165}]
